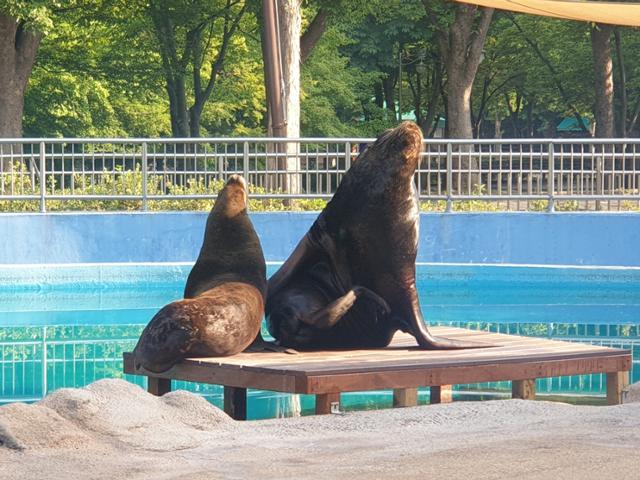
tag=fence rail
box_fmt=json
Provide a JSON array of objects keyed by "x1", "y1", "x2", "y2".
[{"x1": 1, "y1": 137, "x2": 640, "y2": 212}]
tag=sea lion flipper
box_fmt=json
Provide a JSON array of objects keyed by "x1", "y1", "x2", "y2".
[
  {"x1": 402, "y1": 297, "x2": 493, "y2": 350},
  {"x1": 304, "y1": 289, "x2": 359, "y2": 328},
  {"x1": 302, "y1": 286, "x2": 389, "y2": 329}
]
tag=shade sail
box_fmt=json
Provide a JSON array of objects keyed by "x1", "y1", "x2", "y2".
[{"x1": 452, "y1": 0, "x2": 640, "y2": 27}]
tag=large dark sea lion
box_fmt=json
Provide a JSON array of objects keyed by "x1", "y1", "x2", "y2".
[
  {"x1": 266, "y1": 121, "x2": 487, "y2": 350},
  {"x1": 133, "y1": 175, "x2": 267, "y2": 373}
]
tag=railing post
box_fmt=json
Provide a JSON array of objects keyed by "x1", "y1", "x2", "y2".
[
  {"x1": 39, "y1": 141, "x2": 46, "y2": 213},
  {"x1": 446, "y1": 142, "x2": 453, "y2": 212},
  {"x1": 243, "y1": 141, "x2": 249, "y2": 181},
  {"x1": 345, "y1": 141, "x2": 351, "y2": 171},
  {"x1": 141, "y1": 142, "x2": 148, "y2": 211},
  {"x1": 218, "y1": 147, "x2": 225, "y2": 181},
  {"x1": 596, "y1": 150, "x2": 603, "y2": 211},
  {"x1": 547, "y1": 141, "x2": 555, "y2": 212},
  {"x1": 41, "y1": 326, "x2": 47, "y2": 398}
]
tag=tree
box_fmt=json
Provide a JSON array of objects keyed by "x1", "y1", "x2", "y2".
[
  {"x1": 422, "y1": 1, "x2": 493, "y2": 139},
  {"x1": 148, "y1": 0, "x2": 249, "y2": 137},
  {"x1": 591, "y1": 23, "x2": 614, "y2": 137},
  {"x1": 0, "y1": 4, "x2": 46, "y2": 139}
]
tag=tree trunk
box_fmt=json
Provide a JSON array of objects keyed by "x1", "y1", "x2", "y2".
[
  {"x1": 427, "y1": 3, "x2": 493, "y2": 192},
  {"x1": 422, "y1": 67, "x2": 442, "y2": 137},
  {"x1": 279, "y1": 0, "x2": 301, "y2": 195},
  {"x1": 0, "y1": 15, "x2": 42, "y2": 169},
  {"x1": 263, "y1": 0, "x2": 301, "y2": 194},
  {"x1": 591, "y1": 24, "x2": 615, "y2": 138},
  {"x1": 189, "y1": 107, "x2": 202, "y2": 138},
  {"x1": 614, "y1": 29, "x2": 627, "y2": 137},
  {"x1": 440, "y1": 5, "x2": 494, "y2": 139},
  {"x1": 169, "y1": 77, "x2": 189, "y2": 138},
  {"x1": 278, "y1": 0, "x2": 301, "y2": 139},
  {"x1": 447, "y1": 80, "x2": 473, "y2": 138},
  {"x1": 494, "y1": 113, "x2": 502, "y2": 138}
]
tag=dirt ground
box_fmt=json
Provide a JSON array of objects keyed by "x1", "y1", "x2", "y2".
[{"x1": 1, "y1": 379, "x2": 639, "y2": 480}]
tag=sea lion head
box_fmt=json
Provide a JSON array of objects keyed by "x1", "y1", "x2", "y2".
[
  {"x1": 358, "y1": 121, "x2": 423, "y2": 178},
  {"x1": 214, "y1": 174, "x2": 248, "y2": 218}
]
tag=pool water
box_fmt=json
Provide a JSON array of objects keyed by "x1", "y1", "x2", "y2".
[{"x1": 1, "y1": 264, "x2": 639, "y2": 419}]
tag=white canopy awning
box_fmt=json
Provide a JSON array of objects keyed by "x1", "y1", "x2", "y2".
[{"x1": 452, "y1": 0, "x2": 640, "y2": 27}]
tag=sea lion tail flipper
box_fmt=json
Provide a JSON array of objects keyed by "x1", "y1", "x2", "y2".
[{"x1": 353, "y1": 286, "x2": 390, "y2": 315}]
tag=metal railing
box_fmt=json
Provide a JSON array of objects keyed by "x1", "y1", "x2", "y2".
[{"x1": 1, "y1": 137, "x2": 640, "y2": 212}]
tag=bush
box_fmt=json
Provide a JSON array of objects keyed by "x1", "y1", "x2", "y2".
[{"x1": 1, "y1": 167, "x2": 638, "y2": 213}]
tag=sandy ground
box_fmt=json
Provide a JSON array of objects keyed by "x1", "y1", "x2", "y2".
[{"x1": 1, "y1": 379, "x2": 639, "y2": 480}]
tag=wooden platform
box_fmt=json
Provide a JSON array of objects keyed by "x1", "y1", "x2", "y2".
[{"x1": 123, "y1": 326, "x2": 632, "y2": 420}]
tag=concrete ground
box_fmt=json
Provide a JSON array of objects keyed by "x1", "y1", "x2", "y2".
[{"x1": 1, "y1": 379, "x2": 639, "y2": 480}]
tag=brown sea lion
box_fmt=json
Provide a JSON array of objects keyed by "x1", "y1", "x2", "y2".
[
  {"x1": 133, "y1": 175, "x2": 267, "y2": 373},
  {"x1": 266, "y1": 121, "x2": 489, "y2": 350}
]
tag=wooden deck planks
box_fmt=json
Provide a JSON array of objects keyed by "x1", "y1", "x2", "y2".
[{"x1": 123, "y1": 326, "x2": 632, "y2": 414}]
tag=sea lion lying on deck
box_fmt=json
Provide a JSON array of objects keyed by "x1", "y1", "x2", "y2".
[
  {"x1": 133, "y1": 175, "x2": 267, "y2": 373},
  {"x1": 266, "y1": 121, "x2": 487, "y2": 350}
]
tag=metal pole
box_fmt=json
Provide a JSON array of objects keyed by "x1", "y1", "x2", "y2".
[
  {"x1": 141, "y1": 142, "x2": 148, "y2": 211},
  {"x1": 547, "y1": 141, "x2": 555, "y2": 212},
  {"x1": 262, "y1": 0, "x2": 286, "y2": 137},
  {"x1": 446, "y1": 143, "x2": 453, "y2": 212},
  {"x1": 39, "y1": 141, "x2": 46, "y2": 213}
]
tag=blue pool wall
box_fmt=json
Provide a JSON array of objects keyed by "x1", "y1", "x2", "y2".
[{"x1": 1, "y1": 212, "x2": 639, "y2": 266}]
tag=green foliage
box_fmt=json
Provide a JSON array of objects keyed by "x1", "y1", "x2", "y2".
[
  {"x1": 7, "y1": 0, "x2": 640, "y2": 140},
  {"x1": 0, "y1": 163, "x2": 328, "y2": 212},
  {"x1": 301, "y1": 28, "x2": 379, "y2": 136},
  {"x1": 0, "y1": 0, "x2": 58, "y2": 33}
]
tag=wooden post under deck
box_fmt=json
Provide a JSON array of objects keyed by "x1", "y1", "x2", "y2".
[
  {"x1": 606, "y1": 371, "x2": 630, "y2": 405},
  {"x1": 224, "y1": 386, "x2": 248, "y2": 420},
  {"x1": 512, "y1": 379, "x2": 536, "y2": 400},
  {"x1": 430, "y1": 385, "x2": 452, "y2": 404},
  {"x1": 147, "y1": 377, "x2": 171, "y2": 396},
  {"x1": 393, "y1": 387, "x2": 418, "y2": 407},
  {"x1": 316, "y1": 392, "x2": 340, "y2": 414}
]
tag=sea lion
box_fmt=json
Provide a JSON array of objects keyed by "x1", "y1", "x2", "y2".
[
  {"x1": 266, "y1": 121, "x2": 488, "y2": 350},
  {"x1": 133, "y1": 175, "x2": 267, "y2": 373}
]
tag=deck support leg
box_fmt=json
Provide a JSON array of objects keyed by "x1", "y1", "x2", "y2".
[
  {"x1": 606, "y1": 371, "x2": 629, "y2": 405},
  {"x1": 512, "y1": 379, "x2": 536, "y2": 400},
  {"x1": 393, "y1": 388, "x2": 418, "y2": 407},
  {"x1": 430, "y1": 385, "x2": 452, "y2": 404},
  {"x1": 224, "y1": 386, "x2": 247, "y2": 420},
  {"x1": 147, "y1": 377, "x2": 171, "y2": 396},
  {"x1": 316, "y1": 392, "x2": 340, "y2": 415}
]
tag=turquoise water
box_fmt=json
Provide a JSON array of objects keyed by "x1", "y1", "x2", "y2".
[{"x1": 1, "y1": 264, "x2": 639, "y2": 419}]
